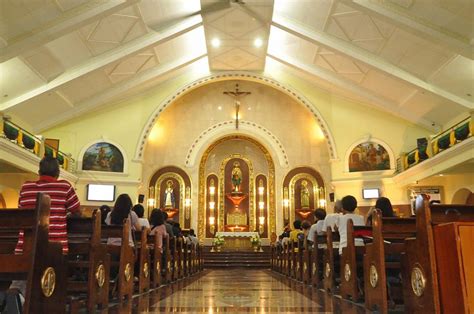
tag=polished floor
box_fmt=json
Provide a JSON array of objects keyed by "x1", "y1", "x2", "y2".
[{"x1": 110, "y1": 269, "x2": 372, "y2": 313}]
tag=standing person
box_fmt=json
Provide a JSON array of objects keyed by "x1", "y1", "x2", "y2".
[
  {"x1": 336, "y1": 195, "x2": 365, "y2": 254},
  {"x1": 4, "y1": 156, "x2": 81, "y2": 313},
  {"x1": 321, "y1": 200, "x2": 343, "y2": 232},
  {"x1": 132, "y1": 204, "x2": 150, "y2": 229}
]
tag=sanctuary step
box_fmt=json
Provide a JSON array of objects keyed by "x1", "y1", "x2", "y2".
[{"x1": 203, "y1": 248, "x2": 271, "y2": 268}]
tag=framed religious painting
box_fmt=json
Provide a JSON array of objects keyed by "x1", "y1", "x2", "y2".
[
  {"x1": 348, "y1": 141, "x2": 391, "y2": 172},
  {"x1": 82, "y1": 142, "x2": 124, "y2": 173}
]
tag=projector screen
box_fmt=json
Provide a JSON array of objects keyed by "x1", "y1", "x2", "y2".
[
  {"x1": 362, "y1": 188, "x2": 380, "y2": 199},
  {"x1": 87, "y1": 184, "x2": 115, "y2": 202}
]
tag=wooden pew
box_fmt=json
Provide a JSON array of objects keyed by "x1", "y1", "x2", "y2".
[
  {"x1": 282, "y1": 242, "x2": 289, "y2": 276},
  {"x1": 177, "y1": 237, "x2": 184, "y2": 279},
  {"x1": 101, "y1": 219, "x2": 134, "y2": 303},
  {"x1": 295, "y1": 238, "x2": 304, "y2": 281},
  {"x1": 339, "y1": 220, "x2": 371, "y2": 302},
  {"x1": 67, "y1": 211, "x2": 110, "y2": 312},
  {"x1": 402, "y1": 195, "x2": 474, "y2": 314},
  {"x1": 0, "y1": 193, "x2": 66, "y2": 313},
  {"x1": 302, "y1": 237, "x2": 312, "y2": 284},
  {"x1": 135, "y1": 228, "x2": 151, "y2": 293},
  {"x1": 364, "y1": 211, "x2": 416, "y2": 313},
  {"x1": 311, "y1": 234, "x2": 326, "y2": 288},
  {"x1": 162, "y1": 236, "x2": 172, "y2": 284},
  {"x1": 147, "y1": 232, "x2": 162, "y2": 288},
  {"x1": 323, "y1": 228, "x2": 340, "y2": 294}
]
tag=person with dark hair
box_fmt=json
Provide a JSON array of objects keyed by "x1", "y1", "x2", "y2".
[
  {"x1": 307, "y1": 208, "x2": 327, "y2": 243},
  {"x1": 375, "y1": 197, "x2": 394, "y2": 218},
  {"x1": 186, "y1": 229, "x2": 198, "y2": 245},
  {"x1": 301, "y1": 220, "x2": 311, "y2": 238},
  {"x1": 5, "y1": 156, "x2": 80, "y2": 312},
  {"x1": 105, "y1": 194, "x2": 141, "y2": 246},
  {"x1": 149, "y1": 209, "x2": 168, "y2": 253},
  {"x1": 99, "y1": 205, "x2": 111, "y2": 225},
  {"x1": 132, "y1": 204, "x2": 150, "y2": 229},
  {"x1": 161, "y1": 210, "x2": 175, "y2": 237},
  {"x1": 336, "y1": 195, "x2": 365, "y2": 254},
  {"x1": 172, "y1": 222, "x2": 182, "y2": 237},
  {"x1": 289, "y1": 220, "x2": 303, "y2": 242}
]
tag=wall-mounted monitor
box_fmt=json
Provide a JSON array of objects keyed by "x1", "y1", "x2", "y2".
[
  {"x1": 87, "y1": 184, "x2": 115, "y2": 202},
  {"x1": 362, "y1": 188, "x2": 380, "y2": 199}
]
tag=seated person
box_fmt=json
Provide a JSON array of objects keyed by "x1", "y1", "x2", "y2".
[
  {"x1": 132, "y1": 204, "x2": 150, "y2": 229},
  {"x1": 321, "y1": 199, "x2": 343, "y2": 232},
  {"x1": 302, "y1": 220, "x2": 311, "y2": 238},
  {"x1": 367, "y1": 196, "x2": 394, "y2": 226},
  {"x1": 105, "y1": 194, "x2": 141, "y2": 246},
  {"x1": 289, "y1": 220, "x2": 303, "y2": 242},
  {"x1": 337, "y1": 195, "x2": 365, "y2": 255},
  {"x1": 186, "y1": 229, "x2": 199, "y2": 246},
  {"x1": 307, "y1": 208, "x2": 327, "y2": 244},
  {"x1": 149, "y1": 209, "x2": 168, "y2": 253},
  {"x1": 99, "y1": 205, "x2": 111, "y2": 225}
]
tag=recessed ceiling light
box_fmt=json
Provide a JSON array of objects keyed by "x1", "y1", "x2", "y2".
[
  {"x1": 247, "y1": 106, "x2": 251, "y2": 110},
  {"x1": 217, "y1": 106, "x2": 222, "y2": 110},
  {"x1": 254, "y1": 38, "x2": 263, "y2": 48},
  {"x1": 439, "y1": 174, "x2": 444, "y2": 176},
  {"x1": 211, "y1": 38, "x2": 221, "y2": 48}
]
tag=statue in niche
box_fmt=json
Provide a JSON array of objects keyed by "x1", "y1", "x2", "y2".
[
  {"x1": 164, "y1": 180, "x2": 176, "y2": 209},
  {"x1": 231, "y1": 161, "x2": 242, "y2": 193},
  {"x1": 300, "y1": 180, "x2": 310, "y2": 209}
]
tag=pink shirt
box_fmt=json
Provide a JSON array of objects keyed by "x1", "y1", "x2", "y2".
[{"x1": 150, "y1": 224, "x2": 168, "y2": 253}]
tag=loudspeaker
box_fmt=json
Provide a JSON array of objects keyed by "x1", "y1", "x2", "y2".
[
  {"x1": 138, "y1": 194, "x2": 145, "y2": 204},
  {"x1": 329, "y1": 193, "x2": 335, "y2": 202}
]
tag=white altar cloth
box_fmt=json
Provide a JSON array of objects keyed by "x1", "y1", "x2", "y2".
[{"x1": 215, "y1": 231, "x2": 259, "y2": 238}]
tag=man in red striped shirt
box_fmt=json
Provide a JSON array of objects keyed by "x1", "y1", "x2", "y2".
[{"x1": 4, "y1": 156, "x2": 80, "y2": 313}]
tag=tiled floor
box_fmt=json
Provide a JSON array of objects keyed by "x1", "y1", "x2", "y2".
[{"x1": 111, "y1": 269, "x2": 370, "y2": 313}]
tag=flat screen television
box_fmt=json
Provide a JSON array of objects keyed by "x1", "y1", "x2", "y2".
[
  {"x1": 362, "y1": 188, "x2": 380, "y2": 199},
  {"x1": 87, "y1": 184, "x2": 115, "y2": 202}
]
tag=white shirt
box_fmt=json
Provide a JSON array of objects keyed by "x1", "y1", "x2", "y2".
[
  {"x1": 137, "y1": 217, "x2": 150, "y2": 229},
  {"x1": 337, "y1": 213, "x2": 365, "y2": 254},
  {"x1": 307, "y1": 220, "x2": 325, "y2": 243},
  {"x1": 321, "y1": 213, "x2": 342, "y2": 233},
  {"x1": 105, "y1": 211, "x2": 139, "y2": 246}
]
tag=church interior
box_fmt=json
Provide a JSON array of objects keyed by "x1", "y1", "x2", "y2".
[{"x1": 0, "y1": 0, "x2": 473, "y2": 313}]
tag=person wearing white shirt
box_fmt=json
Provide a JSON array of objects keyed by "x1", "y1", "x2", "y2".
[
  {"x1": 321, "y1": 199, "x2": 343, "y2": 233},
  {"x1": 132, "y1": 204, "x2": 150, "y2": 229},
  {"x1": 337, "y1": 195, "x2": 365, "y2": 254},
  {"x1": 307, "y1": 208, "x2": 327, "y2": 243}
]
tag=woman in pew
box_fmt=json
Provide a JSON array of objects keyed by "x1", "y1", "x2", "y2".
[
  {"x1": 149, "y1": 209, "x2": 168, "y2": 253},
  {"x1": 105, "y1": 194, "x2": 141, "y2": 246},
  {"x1": 99, "y1": 205, "x2": 111, "y2": 225},
  {"x1": 366, "y1": 197, "x2": 395, "y2": 226}
]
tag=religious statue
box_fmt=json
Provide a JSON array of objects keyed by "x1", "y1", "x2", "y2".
[
  {"x1": 231, "y1": 161, "x2": 242, "y2": 193},
  {"x1": 300, "y1": 180, "x2": 310, "y2": 209},
  {"x1": 164, "y1": 180, "x2": 175, "y2": 209}
]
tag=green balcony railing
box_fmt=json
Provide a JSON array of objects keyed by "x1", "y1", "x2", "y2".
[{"x1": 1, "y1": 116, "x2": 75, "y2": 172}]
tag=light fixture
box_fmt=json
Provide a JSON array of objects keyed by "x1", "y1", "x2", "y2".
[
  {"x1": 209, "y1": 186, "x2": 216, "y2": 195},
  {"x1": 209, "y1": 201, "x2": 215, "y2": 210},
  {"x1": 254, "y1": 38, "x2": 263, "y2": 48},
  {"x1": 258, "y1": 186, "x2": 264, "y2": 195},
  {"x1": 319, "y1": 199, "x2": 327, "y2": 208},
  {"x1": 259, "y1": 216, "x2": 265, "y2": 225},
  {"x1": 185, "y1": 198, "x2": 191, "y2": 207},
  {"x1": 209, "y1": 216, "x2": 215, "y2": 234},
  {"x1": 283, "y1": 199, "x2": 290, "y2": 207},
  {"x1": 258, "y1": 216, "x2": 265, "y2": 235},
  {"x1": 211, "y1": 38, "x2": 221, "y2": 47},
  {"x1": 258, "y1": 201, "x2": 264, "y2": 210},
  {"x1": 147, "y1": 198, "x2": 155, "y2": 207},
  {"x1": 217, "y1": 106, "x2": 222, "y2": 110}
]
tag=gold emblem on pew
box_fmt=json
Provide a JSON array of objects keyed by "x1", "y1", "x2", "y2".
[
  {"x1": 303, "y1": 263, "x2": 307, "y2": 273},
  {"x1": 411, "y1": 266, "x2": 426, "y2": 297},
  {"x1": 325, "y1": 263, "x2": 331, "y2": 278},
  {"x1": 41, "y1": 267, "x2": 56, "y2": 297},
  {"x1": 369, "y1": 264, "x2": 378, "y2": 288},
  {"x1": 312, "y1": 263, "x2": 317, "y2": 275},
  {"x1": 95, "y1": 264, "x2": 105, "y2": 288},
  {"x1": 167, "y1": 261, "x2": 171, "y2": 271},
  {"x1": 156, "y1": 261, "x2": 160, "y2": 271},
  {"x1": 124, "y1": 263, "x2": 132, "y2": 282},
  {"x1": 143, "y1": 262, "x2": 149, "y2": 278},
  {"x1": 344, "y1": 263, "x2": 351, "y2": 282}
]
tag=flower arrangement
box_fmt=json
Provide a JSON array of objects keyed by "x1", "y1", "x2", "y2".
[
  {"x1": 213, "y1": 235, "x2": 225, "y2": 247},
  {"x1": 250, "y1": 235, "x2": 261, "y2": 246}
]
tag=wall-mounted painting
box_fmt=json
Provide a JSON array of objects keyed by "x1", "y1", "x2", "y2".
[
  {"x1": 82, "y1": 142, "x2": 124, "y2": 172},
  {"x1": 349, "y1": 142, "x2": 390, "y2": 172}
]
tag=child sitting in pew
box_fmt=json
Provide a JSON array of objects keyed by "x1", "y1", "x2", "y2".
[
  {"x1": 337, "y1": 195, "x2": 365, "y2": 255},
  {"x1": 307, "y1": 208, "x2": 326, "y2": 244}
]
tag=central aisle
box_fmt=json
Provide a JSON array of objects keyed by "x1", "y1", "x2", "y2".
[{"x1": 119, "y1": 269, "x2": 369, "y2": 313}]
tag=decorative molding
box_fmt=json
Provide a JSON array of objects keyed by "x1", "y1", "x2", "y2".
[
  {"x1": 184, "y1": 120, "x2": 289, "y2": 168},
  {"x1": 134, "y1": 72, "x2": 338, "y2": 161}
]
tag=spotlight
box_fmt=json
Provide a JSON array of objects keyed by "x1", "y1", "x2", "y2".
[{"x1": 211, "y1": 38, "x2": 221, "y2": 48}]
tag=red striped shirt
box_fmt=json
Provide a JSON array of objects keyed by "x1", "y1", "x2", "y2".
[{"x1": 15, "y1": 175, "x2": 80, "y2": 254}]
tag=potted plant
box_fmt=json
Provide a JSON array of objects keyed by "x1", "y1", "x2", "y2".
[
  {"x1": 250, "y1": 235, "x2": 261, "y2": 252},
  {"x1": 212, "y1": 235, "x2": 225, "y2": 252}
]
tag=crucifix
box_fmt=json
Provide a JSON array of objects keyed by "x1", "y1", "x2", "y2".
[{"x1": 223, "y1": 83, "x2": 251, "y2": 129}]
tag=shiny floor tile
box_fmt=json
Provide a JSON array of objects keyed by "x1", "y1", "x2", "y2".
[{"x1": 110, "y1": 269, "x2": 371, "y2": 313}]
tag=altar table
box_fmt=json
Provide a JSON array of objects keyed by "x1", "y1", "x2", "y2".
[{"x1": 215, "y1": 232, "x2": 259, "y2": 251}]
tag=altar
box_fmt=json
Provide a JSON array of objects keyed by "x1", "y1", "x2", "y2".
[{"x1": 215, "y1": 231, "x2": 259, "y2": 251}]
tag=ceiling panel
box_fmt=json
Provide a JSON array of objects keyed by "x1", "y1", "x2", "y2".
[
  {"x1": 0, "y1": 58, "x2": 45, "y2": 100},
  {"x1": 22, "y1": 47, "x2": 64, "y2": 81},
  {"x1": 429, "y1": 55, "x2": 474, "y2": 101},
  {"x1": 57, "y1": 70, "x2": 113, "y2": 104},
  {"x1": 360, "y1": 70, "x2": 417, "y2": 103}
]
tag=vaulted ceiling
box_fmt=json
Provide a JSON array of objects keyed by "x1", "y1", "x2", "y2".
[{"x1": 0, "y1": 0, "x2": 472, "y2": 132}]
